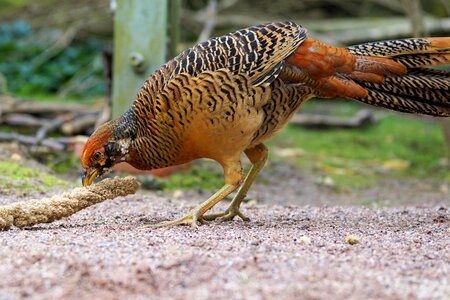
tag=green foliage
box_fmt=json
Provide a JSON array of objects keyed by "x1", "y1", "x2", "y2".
[
  {"x1": 0, "y1": 161, "x2": 70, "y2": 193},
  {"x1": 45, "y1": 153, "x2": 81, "y2": 174},
  {"x1": 0, "y1": 20, "x2": 106, "y2": 98},
  {"x1": 269, "y1": 102, "x2": 449, "y2": 189},
  {"x1": 0, "y1": 0, "x2": 31, "y2": 15},
  {"x1": 159, "y1": 163, "x2": 223, "y2": 191}
]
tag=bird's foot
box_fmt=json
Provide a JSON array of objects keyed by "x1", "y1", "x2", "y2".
[
  {"x1": 203, "y1": 207, "x2": 250, "y2": 222},
  {"x1": 143, "y1": 209, "x2": 206, "y2": 229}
]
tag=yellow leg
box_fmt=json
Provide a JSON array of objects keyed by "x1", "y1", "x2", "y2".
[
  {"x1": 148, "y1": 157, "x2": 244, "y2": 228},
  {"x1": 149, "y1": 183, "x2": 238, "y2": 228},
  {"x1": 204, "y1": 143, "x2": 268, "y2": 222}
]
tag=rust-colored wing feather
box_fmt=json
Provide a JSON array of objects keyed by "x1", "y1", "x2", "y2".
[{"x1": 283, "y1": 36, "x2": 450, "y2": 116}]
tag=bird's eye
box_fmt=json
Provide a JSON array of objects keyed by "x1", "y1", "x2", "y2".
[{"x1": 93, "y1": 152, "x2": 102, "y2": 161}]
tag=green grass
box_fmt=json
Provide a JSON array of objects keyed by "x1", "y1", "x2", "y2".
[
  {"x1": 0, "y1": 161, "x2": 70, "y2": 193},
  {"x1": 45, "y1": 153, "x2": 81, "y2": 174},
  {"x1": 269, "y1": 103, "x2": 449, "y2": 189},
  {"x1": 159, "y1": 163, "x2": 223, "y2": 191},
  {"x1": 16, "y1": 93, "x2": 101, "y2": 103}
]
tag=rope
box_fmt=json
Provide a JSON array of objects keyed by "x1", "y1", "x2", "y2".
[{"x1": 0, "y1": 176, "x2": 139, "y2": 230}]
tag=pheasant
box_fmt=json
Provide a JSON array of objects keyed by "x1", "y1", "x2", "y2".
[{"x1": 81, "y1": 22, "x2": 450, "y2": 227}]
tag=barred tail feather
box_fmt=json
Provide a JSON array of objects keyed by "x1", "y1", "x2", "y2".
[
  {"x1": 358, "y1": 89, "x2": 449, "y2": 117},
  {"x1": 361, "y1": 70, "x2": 449, "y2": 106},
  {"x1": 347, "y1": 37, "x2": 450, "y2": 117},
  {"x1": 347, "y1": 38, "x2": 450, "y2": 57},
  {"x1": 392, "y1": 53, "x2": 450, "y2": 68}
]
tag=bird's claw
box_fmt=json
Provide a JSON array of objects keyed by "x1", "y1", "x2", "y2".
[
  {"x1": 143, "y1": 210, "x2": 206, "y2": 229},
  {"x1": 203, "y1": 208, "x2": 250, "y2": 222}
]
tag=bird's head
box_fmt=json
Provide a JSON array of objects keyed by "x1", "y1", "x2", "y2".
[{"x1": 81, "y1": 111, "x2": 137, "y2": 186}]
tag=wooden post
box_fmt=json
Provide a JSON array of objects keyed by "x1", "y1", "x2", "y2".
[
  {"x1": 168, "y1": 0, "x2": 181, "y2": 59},
  {"x1": 112, "y1": 0, "x2": 168, "y2": 117}
]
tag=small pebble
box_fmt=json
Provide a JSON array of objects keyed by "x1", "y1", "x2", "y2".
[
  {"x1": 247, "y1": 199, "x2": 258, "y2": 207},
  {"x1": 345, "y1": 235, "x2": 360, "y2": 245},
  {"x1": 298, "y1": 236, "x2": 311, "y2": 244},
  {"x1": 172, "y1": 190, "x2": 184, "y2": 199}
]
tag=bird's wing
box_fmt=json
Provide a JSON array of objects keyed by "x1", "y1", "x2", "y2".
[{"x1": 141, "y1": 21, "x2": 307, "y2": 99}]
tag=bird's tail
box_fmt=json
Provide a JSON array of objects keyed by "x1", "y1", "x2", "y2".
[
  {"x1": 348, "y1": 38, "x2": 449, "y2": 116},
  {"x1": 284, "y1": 37, "x2": 450, "y2": 117}
]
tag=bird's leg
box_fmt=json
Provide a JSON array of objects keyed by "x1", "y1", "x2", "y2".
[
  {"x1": 149, "y1": 158, "x2": 244, "y2": 228},
  {"x1": 204, "y1": 143, "x2": 268, "y2": 222},
  {"x1": 149, "y1": 184, "x2": 238, "y2": 228}
]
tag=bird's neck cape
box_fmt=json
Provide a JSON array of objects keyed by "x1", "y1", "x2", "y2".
[{"x1": 112, "y1": 108, "x2": 138, "y2": 141}]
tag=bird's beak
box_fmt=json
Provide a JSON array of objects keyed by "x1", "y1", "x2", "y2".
[{"x1": 82, "y1": 168, "x2": 99, "y2": 186}]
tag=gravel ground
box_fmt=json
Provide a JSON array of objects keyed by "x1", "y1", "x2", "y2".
[
  {"x1": 1, "y1": 144, "x2": 449, "y2": 299},
  {"x1": 0, "y1": 189, "x2": 449, "y2": 300}
]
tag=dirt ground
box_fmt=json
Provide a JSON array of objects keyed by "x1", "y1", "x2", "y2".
[
  {"x1": 0, "y1": 143, "x2": 449, "y2": 300},
  {"x1": 1, "y1": 167, "x2": 449, "y2": 300}
]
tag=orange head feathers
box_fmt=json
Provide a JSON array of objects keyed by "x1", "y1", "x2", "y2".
[
  {"x1": 81, "y1": 123, "x2": 113, "y2": 171},
  {"x1": 81, "y1": 111, "x2": 138, "y2": 186}
]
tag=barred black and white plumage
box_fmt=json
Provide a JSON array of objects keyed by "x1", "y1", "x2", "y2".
[{"x1": 347, "y1": 38, "x2": 449, "y2": 116}]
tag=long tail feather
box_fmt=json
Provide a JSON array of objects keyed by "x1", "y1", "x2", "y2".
[
  {"x1": 358, "y1": 89, "x2": 449, "y2": 116},
  {"x1": 361, "y1": 70, "x2": 449, "y2": 105},
  {"x1": 392, "y1": 53, "x2": 450, "y2": 68},
  {"x1": 347, "y1": 38, "x2": 450, "y2": 57},
  {"x1": 284, "y1": 37, "x2": 450, "y2": 117},
  {"x1": 347, "y1": 37, "x2": 450, "y2": 117}
]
